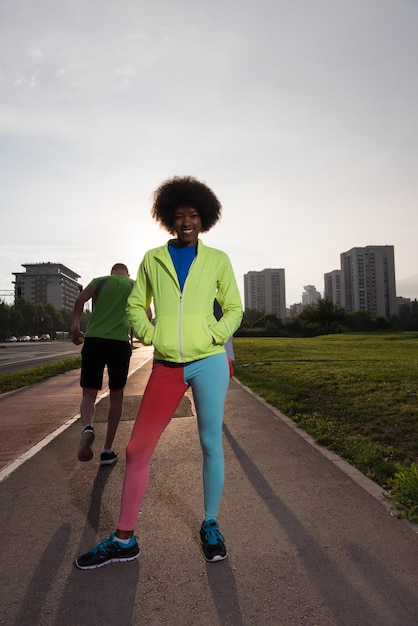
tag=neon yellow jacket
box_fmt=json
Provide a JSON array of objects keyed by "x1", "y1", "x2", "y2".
[{"x1": 127, "y1": 240, "x2": 243, "y2": 363}]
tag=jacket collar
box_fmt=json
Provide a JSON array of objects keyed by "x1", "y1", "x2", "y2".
[{"x1": 155, "y1": 238, "x2": 205, "y2": 259}]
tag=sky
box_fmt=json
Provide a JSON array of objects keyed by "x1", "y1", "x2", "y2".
[{"x1": 1, "y1": 0, "x2": 418, "y2": 308}]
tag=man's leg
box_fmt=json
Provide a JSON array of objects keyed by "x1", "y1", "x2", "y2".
[
  {"x1": 101, "y1": 340, "x2": 132, "y2": 464},
  {"x1": 78, "y1": 387, "x2": 98, "y2": 461},
  {"x1": 80, "y1": 387, "x2": 98, "y2": 429},
  {"x1": 104, "y1": 387, "x2": 124, "y2": 450}
]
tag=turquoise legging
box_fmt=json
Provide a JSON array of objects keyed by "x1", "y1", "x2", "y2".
[{"x1": 117, "y1": 353, "x2": 230, "y2": 530}]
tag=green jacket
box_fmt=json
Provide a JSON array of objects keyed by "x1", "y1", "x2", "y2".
[{"x1": 127, "y1": 240, "x2": 243, "y2": 363}]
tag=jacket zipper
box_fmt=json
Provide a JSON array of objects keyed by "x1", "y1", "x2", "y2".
[
  {"x1": 177, "y1": 256, "x2": 197, "y2": 363},
  {"x1": 178, "y1": 292, "x2": 184, "y2": 362}
]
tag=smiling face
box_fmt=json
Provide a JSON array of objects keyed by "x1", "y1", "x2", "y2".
[{"x1": 172, "y1": 205, "x2": 202, "y2": 246}]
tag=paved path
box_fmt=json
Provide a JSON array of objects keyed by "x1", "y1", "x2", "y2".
[
  {"x1": 0, "y1": 344, "x2": 154, "y2": 474},
  {"x1": 0, "y1": 345, "x2": 417, "y2": 625}
]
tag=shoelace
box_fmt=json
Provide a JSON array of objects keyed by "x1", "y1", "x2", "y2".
[
  {"x1": 203, "y1": 524, "x2": 225, "y2": 545},
  {"x1": 92, "y1": 535, "x2": 114, "y2": 554}
]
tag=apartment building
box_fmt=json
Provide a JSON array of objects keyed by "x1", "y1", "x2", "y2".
[
  {"x1": 340, "y1": 245, "x2": 396, "y2": 317},
  {"x1": 13, "y1": 262, "x2": 81, "y2": 311},
  {"x1": 324, "y1": 270, "x2": 342, "y2": 307},
  {"x1": 302, "y1": 285, "x2": 321, "y2": 306},
  {"x1": 244, "y1": 268, "x2": 286, "y2": 320}
]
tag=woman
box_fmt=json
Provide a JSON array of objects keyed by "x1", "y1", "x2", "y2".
[{"x1": 75, "y1": 176, "x2": 243, "y2": 569}]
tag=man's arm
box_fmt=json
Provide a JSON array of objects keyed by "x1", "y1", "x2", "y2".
[{"x1": 71, "y1": 284, "x2": 96, "y2": 345}]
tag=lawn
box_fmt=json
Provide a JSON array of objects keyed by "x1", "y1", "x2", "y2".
[
  {"x1": 234, "y1": 333, "x2": 418, "y2": 521},
  {"x1": 0, "y1": 357, "x2": 82, "y2": 394}
]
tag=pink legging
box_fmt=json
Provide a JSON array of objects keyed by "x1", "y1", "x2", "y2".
[{"x1": 117, "y1": 353, "x2": 230, "y2": 530}]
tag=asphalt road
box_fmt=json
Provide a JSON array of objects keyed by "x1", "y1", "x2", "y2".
[{"x1": 0, "y1": 340, "x2": 83, "y2": 374}]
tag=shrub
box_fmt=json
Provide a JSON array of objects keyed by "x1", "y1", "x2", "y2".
[{"x1": 389, "y1": 464, "x2": 418, "y2": 522}]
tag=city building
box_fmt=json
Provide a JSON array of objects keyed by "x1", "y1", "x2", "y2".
[
  {"x1": 289, "y1": 303, "x2": 304, "y2": 318},
  {"x1": 340, "y1": 245, "x2": 396, "y2": 317},
  {"x1": 244, "y1": 268, "x2": 286, "y2": 320},
  {"x1": 302, "y1": 285, "x2": 321, "y2": 306},
  {"x1": 13, "y1": 262, "x2": 81, "y2": 311},
  {"x1": 324, "y1": 270, "x2": 342, "y2": 306},
  {"x1": 396, "y1": 296, "x2": 411, "y2": 314}
]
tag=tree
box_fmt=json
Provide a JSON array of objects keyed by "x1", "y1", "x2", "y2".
[
  {"x1": 0, "y1": 298, "x2": 93, "y2": 340},
  {"x1": 241, "y1": 309, "x2": 266, "y2": 329},
  {"x1": 9, "y1": 307, "x2": 24, "y2": 336},
  {"x1": 0, "y1": 301, "x2": 11, "y2": 337},
  {"x1": 44, "y1": 303, "x2": 65, "y2": 339},
  {"x1": 299, "y1": 298, "x2": 346, "y2": 334},
  {"x1": 13, "y1": 298, "x2": 36, "y2": 334},
  {"x1": 396, "y1": 300, "x2": 418, "y2": 331},
  {"x1": 255, "y1": 313, "x2": 283, "y2": 332}
]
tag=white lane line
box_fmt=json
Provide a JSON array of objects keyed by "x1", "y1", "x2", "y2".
[{"x1": 0, "y1": 352, "x2": 153, "y2": 484}]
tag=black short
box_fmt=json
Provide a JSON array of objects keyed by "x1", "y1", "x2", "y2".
[{"x1": 80, "y1": 337, "x2": 132, "y2": 390}]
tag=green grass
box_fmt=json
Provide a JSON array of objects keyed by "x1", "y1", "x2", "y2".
[
  {"x1": 0, "y1": 357, "x2": 82, "y2": 394},
  {"x1": 234, "y1": 333, "x2": 418, "y2": 522}
]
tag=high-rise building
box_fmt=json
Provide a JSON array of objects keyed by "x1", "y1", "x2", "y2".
[
  {"x1": 13, "y1": 262, "x2": 81, "y2": 311},
  {"x1": 340, "y1": 245, "x2": 396, "y2": 317},
  {"x1": 243, "y1": 268, "x2": 286, "y2": 320},
  {"x1": 302, "y1": 285, "x2": 321, "y2": 306},
  {"x1": 324, "y1": 270, "x2": 342, "y2": 306}
]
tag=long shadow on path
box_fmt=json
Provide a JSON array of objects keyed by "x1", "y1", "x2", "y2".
[
  {"x1": 53, "y1": 464, "x2": 140, "y2": 626},
  {"x1": 222, "y1": 423, "x2": 391, "y2": 625}
]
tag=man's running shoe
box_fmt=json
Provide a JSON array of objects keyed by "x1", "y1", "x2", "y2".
[
  {"x1": 75, "y1": 532, "x2": 140, "y2": 569},
  {"x1": 78, "y1": 426, "x2": 95, "y2": 461},
  {"x1": 200, "y1": 519, "x2": 227, "y2": 562},
  {"x1": 100, "y1": 450, "x2": 118, "y2": 466}
]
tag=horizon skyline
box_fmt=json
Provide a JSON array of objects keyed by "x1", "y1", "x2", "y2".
[{"x1": 2, "y1": 253, "x2": 417, "y2": 310}]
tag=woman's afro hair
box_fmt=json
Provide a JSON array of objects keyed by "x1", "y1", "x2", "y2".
[{"x1": 151, "y1": 176, "x2": 222, "y2": 233}]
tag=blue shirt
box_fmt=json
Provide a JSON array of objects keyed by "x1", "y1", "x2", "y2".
[{"x1": 168, "y1": 244, "x2": 197, "y2": 291}]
